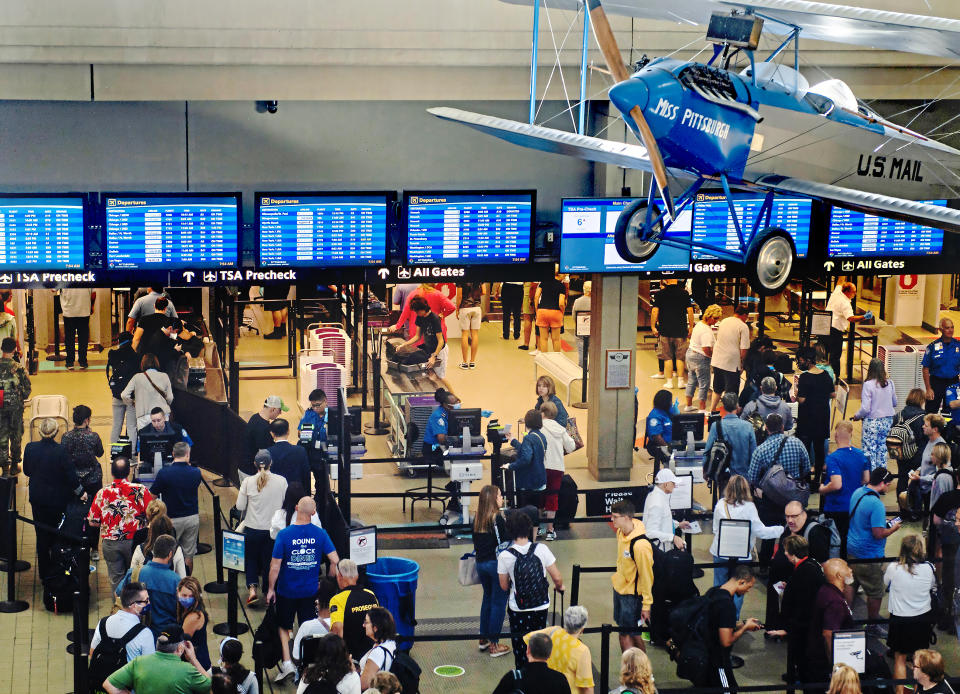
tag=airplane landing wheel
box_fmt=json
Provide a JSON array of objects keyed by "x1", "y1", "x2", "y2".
[
  {"x1": 746, "y1": 227, "x2": 795, "y2": 296},
  {"x1": 613, "y1": 199, "x2": 663, "y2": 263}
]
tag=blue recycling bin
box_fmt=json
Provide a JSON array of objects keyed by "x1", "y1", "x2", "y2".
[{"x1": 365, "y1": 557, "x2": 419, "y2": 649}]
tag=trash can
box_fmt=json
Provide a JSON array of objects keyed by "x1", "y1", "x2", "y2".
[{"x1": 365, "y1": 557, "x2": 419, "y2": 649}]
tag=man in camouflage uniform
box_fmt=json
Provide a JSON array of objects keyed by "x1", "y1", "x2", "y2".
[{"x1": 0, "y1": 337, "x2": 31, "y2": 475}]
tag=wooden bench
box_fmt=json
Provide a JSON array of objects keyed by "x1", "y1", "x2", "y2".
[{"x1": 534, "y1": 352, "x2": 583, "y2": 406}]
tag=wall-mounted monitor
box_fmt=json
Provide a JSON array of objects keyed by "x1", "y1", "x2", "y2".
[
  {"x1": 404, "y1": 190, "x2": 534, "y2": 265},
  {"x1": 104, "y1": 193, "x2": 240, "y2": 270},
  {"x1": 559, "y1": 198, "x2": 691, "y2": 273},
  {"x1": 0, "y1": 194, "x2": 86, "y2": 270},
  {"x1": 256, "y1": 192, "x2": 391, "y2": 268},
  {"x1": 828, "y1": 200, "x2": 945, "y2": 257},
  {"x1": 692, "y1": 194, "x2": 812, "y2": 260}
]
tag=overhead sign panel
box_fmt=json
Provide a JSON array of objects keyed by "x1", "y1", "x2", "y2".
[
  {"x1": 692, "y1": 194, "x2": 812, "y2": 260},
  {"x1": 404, "y1": 191, "x2": 533, "y2": 266},
  {"x1": 828, "y1": 200, "x2": 945, "y2": 257},
  {"x1": 560, "y1": 197, "x2": 691, "y2": 273},
  {"x1": 0, "y1": 195, "x2": 85, "y2": 270},
  {"x1": 257, "y1": 192, "x2": 390, "y2": 268},
  {"x1": 105, "y1": 193, "x2": 239, "y2": 270}
]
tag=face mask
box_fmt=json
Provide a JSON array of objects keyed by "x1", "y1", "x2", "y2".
[
  {"x1": 452, "y1": 403, "x2": 462, "y2": 410},
  {"x1": 178, "y1": 596, "x2": 196, "y2": 608},
  {"x1": 169, "y1": 332, "x2": 179, "y2": 340},
  {"x1": 139, "y1": 602, "x2": 151, "y2": 616},
  {"x1": 844, "y1": 575, "x2": 855, "y2": 586}
]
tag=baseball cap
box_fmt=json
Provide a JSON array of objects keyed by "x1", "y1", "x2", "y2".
[
  {"x1": 655, "y1": 469, "x2": 678, "y2": 485},
  {"x1": 264, "y1": 395, "x2": 289, "y2": 412},
  {"x1": 254, "y1": 449, "x2": 272, "y2": 467},
  {"x1": 159, "y1": 625, "x2": 185, "y2": 643},
  {"x1": 869, "y1": 467, "x2": 895, "y2": 485}
]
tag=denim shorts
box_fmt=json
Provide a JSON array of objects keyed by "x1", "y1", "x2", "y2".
[{"x1": 613, "y1": 591, "x2": 642, "y2": 633}]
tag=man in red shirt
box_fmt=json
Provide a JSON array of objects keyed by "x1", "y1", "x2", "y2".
[
  {"x1": 88, "y1": 456, "x2": 153, "y2": 590},
  {"x1": 390, "y1": 283, "x2": 456, "y2": 345}
]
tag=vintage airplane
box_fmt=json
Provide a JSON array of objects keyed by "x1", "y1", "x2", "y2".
[{"x1": 429, "y1": 0, "x2": 960, "y2": 294}]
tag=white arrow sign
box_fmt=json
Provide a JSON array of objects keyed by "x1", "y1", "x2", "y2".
[
  {"x1": 377, "y1": 268, "x2": 390, "y2": 280},
  {"x1": 183, "y1": 271, "x2": 195, "y2": 283},
  {"x1": 823, "y1": 261, "x2": 835, "y2": 272}
]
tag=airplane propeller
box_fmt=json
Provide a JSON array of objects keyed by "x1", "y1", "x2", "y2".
[{"x1": 586, "y1": 0, "x2": 675, "y2": 219}]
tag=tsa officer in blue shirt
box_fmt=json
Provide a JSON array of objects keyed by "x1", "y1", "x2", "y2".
[
  {"x1": 423, "y1": 388, "x2": 460, "y2": 469},
  {"x1": 644, "y1": 389, "x2": 674, "y2": 476},
  {"x1": 298, "y1": 388, "x2": 329, "y2": 495},
  {"x1": 922, "y1": 317, "x2": 960, "y2": 413}
]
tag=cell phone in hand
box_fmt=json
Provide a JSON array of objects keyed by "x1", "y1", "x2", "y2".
[{"x1": 887, "y1": 516, "x2": 901, "y2": 528}]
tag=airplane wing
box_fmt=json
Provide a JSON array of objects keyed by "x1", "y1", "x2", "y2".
[
  {"x1": 428, "y1": 107, "x2": 662, "y2": 172},
  {"x1": 500, "y1": 0, "x2": 960, "y2": 59},
  {"x1": 752, "y1": 175, "x2": 960, "y2": 232}
]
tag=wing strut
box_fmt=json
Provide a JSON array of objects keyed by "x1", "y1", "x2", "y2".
[{"x1": 585, "y1": 0, "x2": 675, "y2": 219}]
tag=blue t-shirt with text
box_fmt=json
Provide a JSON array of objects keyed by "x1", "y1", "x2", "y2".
[
  {"x1": 847, "y1": 487, "x2": 886, "y2": 559},
  {"x1": 272, "y1": 523, "x2": 336, "y2": 598},
  {"x1": 823, "y1": 447, "x2": 870, "y2": 513},
  {"x1": 645, "y1": 407, "x2": 673, "y2": 443}
]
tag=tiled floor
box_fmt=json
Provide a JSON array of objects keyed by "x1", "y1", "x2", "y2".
[{"x1": 3, "y1": 309, "x2": 955, "y2": 694}]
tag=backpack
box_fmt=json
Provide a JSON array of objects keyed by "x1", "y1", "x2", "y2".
[
  {"x1": 107, "y1": 347, "x2": 139, "y2": 400},
  {"x1": 886, "y1": 412, "x2": 924, "y2": 462},
  {"x1": 804, "y1": 515, "x2": 843, "y2": 560},
  {"x1": 649, "y1": 546, "x2": 699, "y2": 603},
  {"x1": 508, "y1": 544, "x2": 549, "y2": 610},
  {"x1": 0, "y1": 361, "x2": 23, "y2": 411},
  {"x1": 87, "y1": 618, "x2": 150, "y2": 694},
  {"x1": 253, "y1": 605, "x2": 284, "y2": 671},
  {"x1": 759, "y1": 438, "x2": 810, "y2": 508},
  {"x1": 627, "y1": 533, "x2": 662, "y2": 596},
  {"x1": 303, "y1": 681, "x2": 338, "y2": 694},
  {"x1": 703, "y1": 419, "x2": 731, "y2": 486},
  {"x1": 746, "y1": 412, "x2": 768, "y2": 445},
  {"x1": 380, "y1": 645, "x2": 422, "y2": 694},
  {"x1": 668, "y1": 592, "x2": 721, "y2": 686}
]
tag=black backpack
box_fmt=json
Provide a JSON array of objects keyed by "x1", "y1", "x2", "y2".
[
  {"x1": 668, "y1": 592, "x2": 723, "y2": 686},
  {"x1": 107, "y1": 346, "x2": 140, "y2": 400},
  {"x1": 650, "y1": 546, "x2": 699, "y2": 603},
  {"x1": 380, "y1": 646, "x2": 422, "y2": 694},
  {"x1": 508, "y1": 544, "x2": 549, "y2": 610},
  {"x1": 253, "y1": 605, "x2": 284, "y2": 671},
  {"x1": 703, "y1": 419, "x2": 731, "y2": 487},
  {"x1": 87, "y1": 618, "x2": 150, "y2": 694}
]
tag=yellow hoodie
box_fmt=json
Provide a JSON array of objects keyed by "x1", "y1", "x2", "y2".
[{"x1": 611, "y1": 518, "x2": 655, "y2": 609}]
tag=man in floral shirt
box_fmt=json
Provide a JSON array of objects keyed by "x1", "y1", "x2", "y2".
[{"x1": 88, "y1": 456, "x2": 153, "y2": 590}]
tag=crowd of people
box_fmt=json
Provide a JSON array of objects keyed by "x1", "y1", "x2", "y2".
[{"x1": 14, "y1": 279, "x2": 960, "y2": 694}]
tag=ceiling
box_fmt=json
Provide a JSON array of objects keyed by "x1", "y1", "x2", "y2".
[{"x1": 1, "y1": 0, "x2": 959, "y2": 100}]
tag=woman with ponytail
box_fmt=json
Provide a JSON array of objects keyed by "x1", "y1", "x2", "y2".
[{"x1": 237, "y1": 449, "x2": 287, "y2": 606}]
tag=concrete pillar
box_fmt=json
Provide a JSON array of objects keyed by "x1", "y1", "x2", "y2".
[{"x1": 586, "y1": 273, "x2": 638, "y2": 482}]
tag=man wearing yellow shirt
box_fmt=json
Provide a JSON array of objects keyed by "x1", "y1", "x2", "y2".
[
  {"x1": 610, "y1": 500, "x2": 654, "y2": 653},
  {"x1": 524, "y1": 606, "x2": 594, "y2": 694}
]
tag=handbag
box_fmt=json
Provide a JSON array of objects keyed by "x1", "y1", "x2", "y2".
[
  {"x1": 458, "y1": 552, "x2": 480, "y2": 586},
  {"x1": 759, "y1": 438, "x2": 810, "y2": 508},
  {"x1": 566, "y1": 417, "x2": 584, "y2": 452}
]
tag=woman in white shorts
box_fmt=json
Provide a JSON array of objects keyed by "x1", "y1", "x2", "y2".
[
  {"x1": 456, "y1": 282, "x2": 485, "y2": 369},
  {"x1": 684, "y1": 304, "x2": 722, "y2": 412}
]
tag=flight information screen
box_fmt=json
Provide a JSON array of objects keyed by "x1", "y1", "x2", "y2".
[
  {"x1": 405, "y1": 192, "x2": 533, "y2": 265},
  {"x1": 828, "y1": 200, "x2": 946, "y2": 257},
  {"x1": 560, "y1": 198, "x2": 691, "y2": 273},
  {"x1": 0, "y1": 196, "x2": 85, "y2": 269},
  {"x1": 692, "y1": 194, "x2": 811, "y2": 259},
  {"x1": 257, "y1": 193, "x2": 389, "y2": 267},
  {"x1": 105, "y1": 194, "x2": 239, "y2": 269}
]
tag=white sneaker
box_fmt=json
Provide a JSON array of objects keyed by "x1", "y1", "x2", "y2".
[
  {"x1": 677, "y1": 378, "x2": 686, "y2": 389},
  {"x1": 274, "y1": 661, "x2": 296, "y2": 682},
  {"x1": 529, "y1": 349, "x2": 540, "y2": 356},
  {"x1": 651, "y1": 373, "x2": 665, "y2": 379},
  {"x1": 683, "y1": 406, "x2": 698, "y2": 413},
  {"x1": 663, "y1": 378, "x2": 675, "y2": 389}
]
